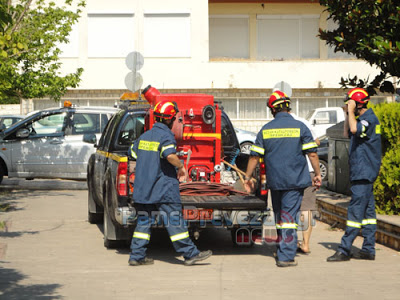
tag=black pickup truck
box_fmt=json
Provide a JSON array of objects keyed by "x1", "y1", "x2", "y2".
[{"x1": 85, "y1": 104, "x2": 267, "y2": 248}]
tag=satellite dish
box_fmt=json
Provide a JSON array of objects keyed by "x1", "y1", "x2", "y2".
[{"x1": 273, "y1": 81, "x2": 292, "y2": 97}]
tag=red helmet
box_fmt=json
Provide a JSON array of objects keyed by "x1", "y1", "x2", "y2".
[
  {"x1": 268, "y1": 90, "x2": 290, "y2": 108},
  {"x1": 345, "y1": 88, "x2": 370, "y2": 104},
  {"x1": 154, "y1": 100, "x2": 178, "y2": 120}
]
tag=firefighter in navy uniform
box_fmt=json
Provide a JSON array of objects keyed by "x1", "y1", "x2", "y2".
[
  {"x1": 128, "y1": 100, "x2": 212, "y2": 266},
  {"x1": 244, "y1": 91, "x2": 321, "y2": 267},
  {"x1": 327, "y1": 88, "x2": 382, "y2": 262}
]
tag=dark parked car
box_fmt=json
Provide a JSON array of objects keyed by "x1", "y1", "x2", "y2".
[{"x1": 317, "y1": 135, "x2": 329, "y2": 181}]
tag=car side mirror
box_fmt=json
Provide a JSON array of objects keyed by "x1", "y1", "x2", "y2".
[
  {"x1": 313, "y1": 119, "x2": 317, "y2": 126},
  {"x1": 16, "y1": 128, "x2": 30, "y2": 138},
  {"x1": 83, "y1": 133, "x2": 97, "y2": 145}
]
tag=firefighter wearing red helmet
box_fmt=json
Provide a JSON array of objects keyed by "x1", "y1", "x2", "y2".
[
  {"x1": 328, "y1": 88, "x2": 382, "y2": 262},
  {"x1": 244, "y1": 90, "x2": 321, "y2": 267},
  {"x1": 128, "y1": 100, "x2": 212, "y2": 266}
]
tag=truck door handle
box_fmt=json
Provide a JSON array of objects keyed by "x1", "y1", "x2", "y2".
[
  {"x1": 50, "y1": 139, "x2": 63, "y2": 145},
  {"x1": 332, "y1": 156, "x2": 339, "y2": 160}
]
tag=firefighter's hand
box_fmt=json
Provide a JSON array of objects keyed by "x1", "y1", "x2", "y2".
[
  {"x1": 347, "y1": 100, "x2": 356, "y2": 113},
  {"x1": 177, "y1": 165, "x2": 187, "y2": 183},
  {"x1": 312, "y1": 175, "x2": 322, "y2": 190},
  {"x1": 244, "y1": 179, "x2": 255, "y2": 193}
]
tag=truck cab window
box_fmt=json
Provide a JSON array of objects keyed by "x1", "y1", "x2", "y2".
[{"x1": 117, "y1": 114, "x2": 145, "y2": 146}]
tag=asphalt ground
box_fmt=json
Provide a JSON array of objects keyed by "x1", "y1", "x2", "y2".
[{"x1": 0, "y1": 182, "x2": 400, "y2": 300}]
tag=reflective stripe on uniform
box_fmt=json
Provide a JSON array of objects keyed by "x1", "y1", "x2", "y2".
[
  {"x1": 360, "y1": 125, "x2": 367, "y2": 138},
  {"x1": 160, "y1": 144, "x2": 175, "y2": 157},
  {"x1": 170, "y1": 231, "x2": 189, "y2": 242},
  {"x1": 133, "y1": 232, "x2": 150, "y2": 240},
  {"x1": 375, "y1": 125, "x2": 381, "y2": 134},
  {"x1": 250, "y1": 145, "x2": 265, "y2": 155},
  {"x1": 346, "y1": 220, "x2": 362, "y2": 228},
  {"x1": 262, "y1": 128, "x2": 300, "y2": 139},
  {"x1": 362, "y1": 219, "x2": 377, "y2": 225},
  {"x1": 130, "y1": 145, "x2": 137, "y2": 159},
  {"x1": 138, "y1": 140, "x2": 160, "y2": 152},
  {"x1": 302, "y1": 142, "x2": 318, "y2": 150},
  {"x1": 280, "y1": 223, "x2": 298, "y2": 229},
  {"x1": 276, "y1": 224, "x2": 282, "y2": 229}
]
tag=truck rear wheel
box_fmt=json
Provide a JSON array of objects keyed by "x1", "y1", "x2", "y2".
[
  {"x1": 88, "y1": 176, "x2": 103, "y2": 224},
  {"x1": 104, "y1": 207, "x2": 124, "y2": 249},
  {"x1": 103, "y1": 176, "x2": 129, "y2": 249}
]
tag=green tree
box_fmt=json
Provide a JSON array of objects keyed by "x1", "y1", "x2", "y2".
[
  {"x1": 0, "y1": 0, "x2": 85, "y2": 104},
  {"x1": 319, "y1": 0, "x2": 400, "y2": 96}
]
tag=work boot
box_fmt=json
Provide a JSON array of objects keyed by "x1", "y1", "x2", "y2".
[
  {"x1": 352, "y1": 251, "x2": 375, "y2": 260},
  {"x1": 327, "y1": 251, "x2": 350, "y2": 262},
  {"x1": 276, "y1": 260, "x2": 298, "y2": 267},
  {"x1": 128, "y1": 257, "x2": 154, "y2": 266},
  {"x1": 184, "y1": 250, "x2": 212, "y2": 266}
]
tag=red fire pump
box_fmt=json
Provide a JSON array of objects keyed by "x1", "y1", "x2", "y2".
[{"x1": 143, "y1": 85, "x2": 222, "y2": 183}]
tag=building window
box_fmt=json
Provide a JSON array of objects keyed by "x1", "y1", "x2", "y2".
[
  {"x1": 87, "y1": 12, "x2": 135, "y2": 58},
  {"x1": 209, "y1": 15, "x2": 249, "y2": 59},
  {"x1": 327, "y1": 19, "x2": 354, "y2": 59},
  {"x1": 257, "y1": 15, "x2": 320, "y2": 60},
  {"x1": 144, "y1": 12, "x2": 191, "y2": 57}
]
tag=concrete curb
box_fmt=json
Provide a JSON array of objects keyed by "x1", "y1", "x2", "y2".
[
  {"x1": 317, "y1": 188, "x2": 400, "y2": 251},
  {"x1": 0, "y1": 178, "x2": 88, "y2": 190}
]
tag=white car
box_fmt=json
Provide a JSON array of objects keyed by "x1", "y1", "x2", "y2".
[
  {"x1": 234, "y1": 127, "x2": 257, "y2": 154},
  {"x1": 0, "y1": 105, "x2": 118, "y2": 184}
]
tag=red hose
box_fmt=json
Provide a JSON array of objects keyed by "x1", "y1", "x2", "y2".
[{"x1": 180, "y1": 182, "x2": 248, "y2": 196}]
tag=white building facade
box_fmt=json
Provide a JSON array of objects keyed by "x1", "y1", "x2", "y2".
[{"x1": 28, "y1": 0, "x2": 384, "y2": 132}]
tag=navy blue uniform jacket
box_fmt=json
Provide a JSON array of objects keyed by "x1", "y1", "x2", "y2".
[
  {"x1": 349, "y1": 108, "x2": 382, "y2": 182},
  {"x1": 129, "y1": 122, "x2": 180, "y2": 204},
  {"x1": 250, "y1": 112, "x2": 318, "y2": 190}
]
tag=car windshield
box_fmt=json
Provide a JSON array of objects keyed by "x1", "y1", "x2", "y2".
[{"x1": 305, "y1": 109, "x2": 316, "y2": 121}]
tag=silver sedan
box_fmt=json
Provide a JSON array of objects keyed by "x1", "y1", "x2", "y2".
[{"x1": 0, "y1": 106, "x2": 118, "y2": 184}]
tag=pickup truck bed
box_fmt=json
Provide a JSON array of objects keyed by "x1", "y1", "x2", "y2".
[{"x1": 181, "y1": 195, "x2": 266, "y2": 209}]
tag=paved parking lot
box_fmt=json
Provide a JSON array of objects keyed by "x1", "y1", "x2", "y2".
[{"x1": 1, "y1": 187, "x2": 400, "y2": 300}]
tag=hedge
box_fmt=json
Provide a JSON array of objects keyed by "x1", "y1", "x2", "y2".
[{"x1": 372, "y1": 102, "x2": 400, "y2": 215}]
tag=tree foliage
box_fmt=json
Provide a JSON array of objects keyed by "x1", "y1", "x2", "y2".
[
  {"x1": 0, "y1": 0, "x2": 85, "y2": 104},
  {"x1": 371, "y1": 103, "x2": 400, "y2": 215},
  {"x1": 319, "y1": 0, "x2": 400, "y2": 96}
]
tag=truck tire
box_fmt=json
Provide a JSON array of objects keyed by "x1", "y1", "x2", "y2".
[
  {"x1": 87, "y1": 176, "x2": 103, "y2": 224},
  {"x1": 103, "y1": 176, "x2": 128, "y2": 249}
]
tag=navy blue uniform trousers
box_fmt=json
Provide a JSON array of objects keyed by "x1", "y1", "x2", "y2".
[
  {"x1": 129, "y1": 203, "x2": 200, "y2": 261},
  {"x1": 271, "y1": 189, "x2": 303, "y2": 262},
  {"x1": 338, "y1": 180, "x2": 377, "y2": 256}
]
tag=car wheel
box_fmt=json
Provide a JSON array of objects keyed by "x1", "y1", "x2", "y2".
[
  {"x1": 240, "y1": 142, "x2": 253, "y2": 154},
  {"x1": 319, "y1": 160, "x2": 328, "y2": 181}
]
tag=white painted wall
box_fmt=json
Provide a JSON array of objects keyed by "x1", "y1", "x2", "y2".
[{"x1": 55, "y1": 0, "x2": 382, "y2": 91}]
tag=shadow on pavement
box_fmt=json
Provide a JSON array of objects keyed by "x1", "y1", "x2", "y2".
[
  {"x1": 0, "y1": 266, "x2": 62, "y2": 299},
  {"x1": 104, "y1": 227, "x2": 278, "y2": 266},
  {"x1": 319, "y1": 242, "x2": 361, "y2": 254}
]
